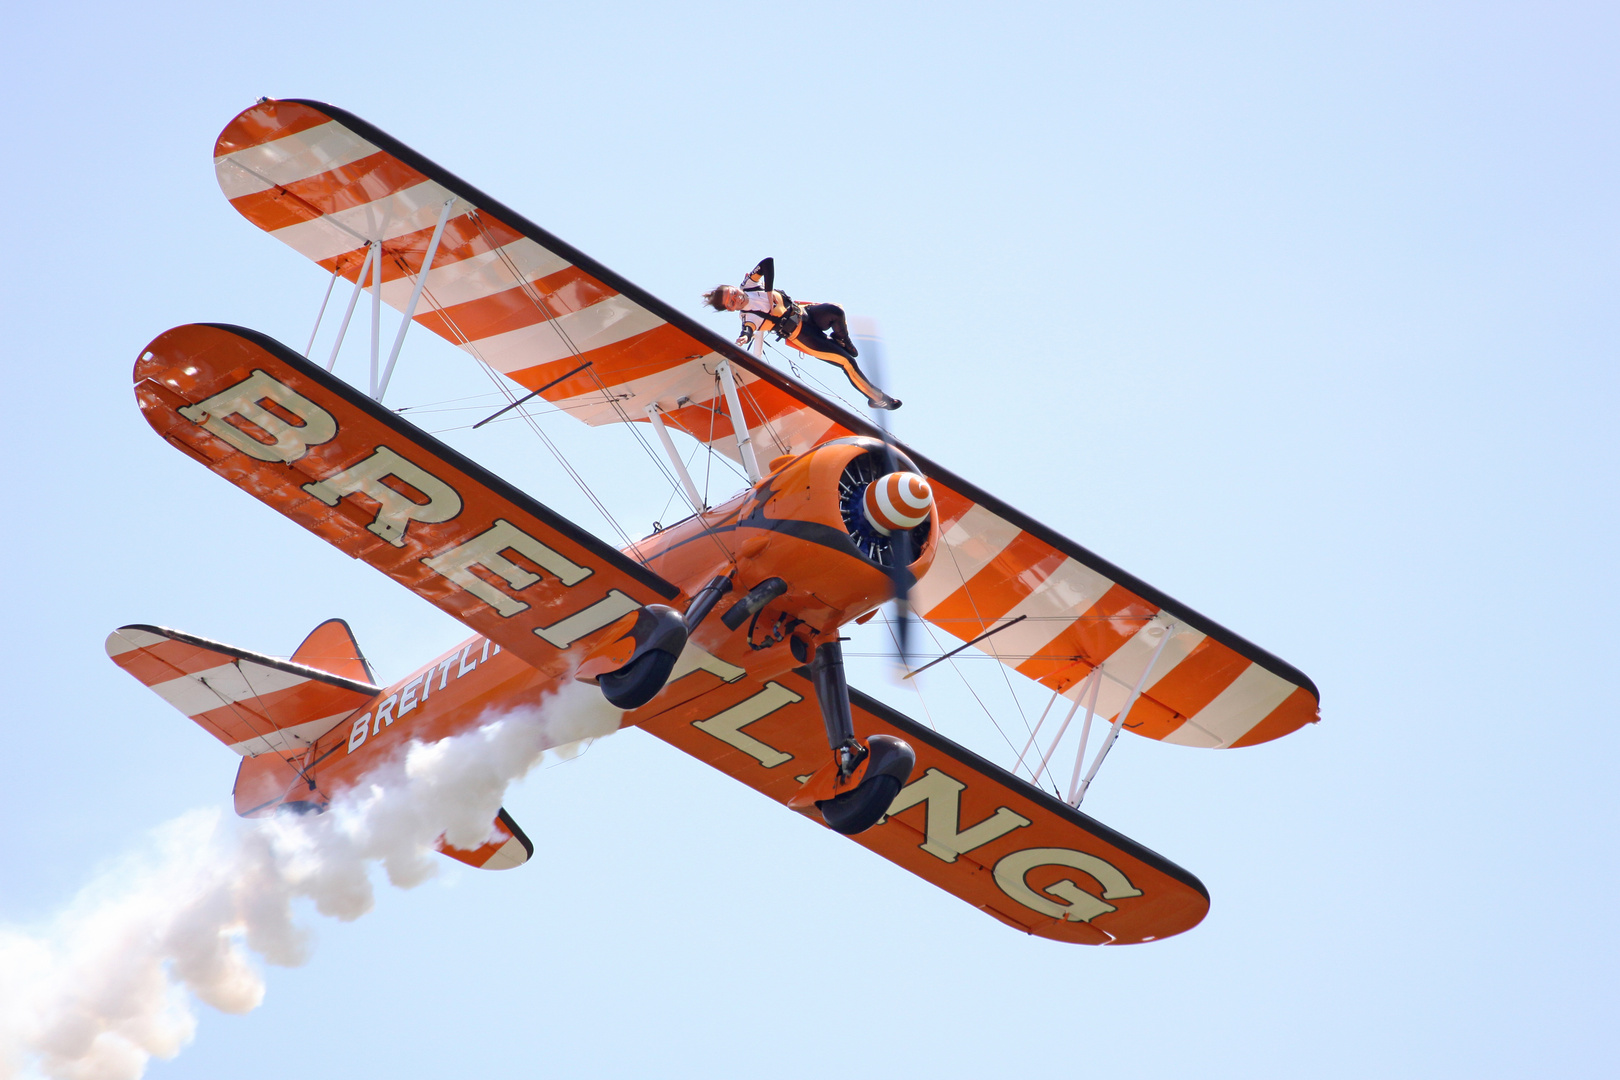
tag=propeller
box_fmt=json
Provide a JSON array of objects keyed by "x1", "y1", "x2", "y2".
[{"x1": 849, "y1": 318, "x2": 917, "y2": 670}]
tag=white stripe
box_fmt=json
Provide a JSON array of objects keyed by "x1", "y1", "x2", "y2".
[
  {"x1": 914, "y1": 506, "x2": 1021, "y2": 614},
  {"x1": 874, "y1": 479, "x2": 925, "y2": 529},
  {"x1": 148, "y1": 661, "x2": 311, "y2": 717},
  {"x1": 215, "y1": 122, "x2": 380, "y2": 199},
  {"x1": 1061, "y1": 621, "x2": 1207, "y2": 723},
  {"x1": 973, "y1": 557, "x2": 1115, "y2": 666},
  {"x1": 376, "y1": 237, "x2": 573, "y2": 313},
  {"x1": 897, "y1": 478, "x2": 932, "y2": 511},
  {"x1": 228, "y1": 711, "x2": 352, "y2": 757},
  {"x1": 1079, "y1": 621, "x2": 1206, "y2": 704},
  {"x1": 105, "y1": 627, "x2": 167, "y2": 658},
  {"x1": 267, "y1": 181, "x2": 468, "y2": 263},
  {"x1": 481, "y1": 836, "x2": 531, "y2": 870},
  {"x1": 467, "y1": 295, "x2": 665, "y2": 374},
  {"x1": 1163, "y1": 664, "x2": 1296, "y2": 748}
]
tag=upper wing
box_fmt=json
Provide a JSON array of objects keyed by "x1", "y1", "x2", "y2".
[
  {"x1": 214, "y1": 99, "x2": 851, "y2": 465},
  {"x1": 905, "y1": 466, "x2": 1321, "y2": 749},
  {"x1": 135, "y1": 322, "x2": 681, "y2": 680},
  {"x1": 214, "y1": 99, "x2": 1317, "y2": 747},
  {"x1": 636, "y1": 667, "x2": 1209, "y2": 945}
]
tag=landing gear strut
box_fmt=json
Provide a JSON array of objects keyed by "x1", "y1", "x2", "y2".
[{"x1": 801, "y1": 640, "x2": 915, "y2": 835}]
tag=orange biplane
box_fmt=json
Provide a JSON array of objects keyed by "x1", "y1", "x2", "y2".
[{"x1": 112, "y1": 99, "x2": 1319, "y2": 946}]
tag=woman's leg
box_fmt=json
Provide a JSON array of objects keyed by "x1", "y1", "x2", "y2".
[{"x1": 790, "y1": 305, "x2": 899, "y2": 409}]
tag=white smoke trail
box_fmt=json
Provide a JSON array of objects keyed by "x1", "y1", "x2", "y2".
[{"x1": 0, "y1": 681, "x2": 620, "y2": 1080}]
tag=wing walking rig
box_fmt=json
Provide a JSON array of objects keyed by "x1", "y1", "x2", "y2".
[{"x1": 116, "y1": 99, "x2": 1320, "y2": 946}]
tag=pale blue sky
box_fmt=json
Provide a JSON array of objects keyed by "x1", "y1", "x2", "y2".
[{"x1": 2, "y1": 2, "x2": 1615, "y2": 1077}]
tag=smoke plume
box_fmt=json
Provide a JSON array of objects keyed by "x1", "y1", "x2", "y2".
[{"x1": 0, "y1": 681, "x2": 619, "y2": 1080}]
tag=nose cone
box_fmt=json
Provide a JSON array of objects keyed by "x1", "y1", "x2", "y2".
[{"x1": 862, "y1": 471, "x2": 933, "y2": 536}]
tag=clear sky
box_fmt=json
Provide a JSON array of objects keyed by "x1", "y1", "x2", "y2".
[{"x1": 2, "y1": 2, "x2": 1616, "y2": 1077}]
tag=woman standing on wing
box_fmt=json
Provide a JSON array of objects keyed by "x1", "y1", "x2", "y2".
[{"x1": 703, "y1": 257, "x2": 901, "y2": 411}]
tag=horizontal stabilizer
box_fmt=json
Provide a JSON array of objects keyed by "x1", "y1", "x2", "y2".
[
  {"x1": 106, "y1": 624, "x2": 379, "y2": 757},
  {"x1": 438, "y1": 809, "x2": 533, "y2": 871}
]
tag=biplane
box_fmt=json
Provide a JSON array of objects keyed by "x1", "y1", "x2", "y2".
[{"x1": 110, "y1": 99, "x2": 1319, "y2": 946}]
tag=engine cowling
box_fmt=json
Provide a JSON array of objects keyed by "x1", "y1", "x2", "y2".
[{"x1": 633, "y1": 437, "x2": 939, "y2": 674}]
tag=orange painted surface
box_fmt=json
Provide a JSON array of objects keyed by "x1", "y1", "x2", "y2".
[
  {"x1": 315, "y1": 214, "x2": 523, "y2": 282},
  {"x1": 1229, "y1": 686, "x2": 1320, "y2": 748},
  {"x1": 636, "y1": 671, "x2": 1209, "y2": 944},
  {"x1": 214, "y1": 99, "x2": 331, "y2": 155},
  {"x1": 290, "y1": 618, "x2": 373, "y2": 683},
  {"x1": 413, "y1": 265, "x2": 618, "y2": 342},
  {"x1": 135, "y1": 323, "x2": 677, "y2": 684},
  {"x1": 138, "y1": 99, "x2": 1324, "y2": 930},
  {"x1": 226, "y1": 151, "x2": 425, "y2": 232}
]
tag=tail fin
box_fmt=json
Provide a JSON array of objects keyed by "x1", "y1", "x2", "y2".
[
  {"x1": 290, "y1": 618, "x2": 376, "y2": 685},
  {"x1": 105, "y1": 624, "x2": 379, "y2": 757}
]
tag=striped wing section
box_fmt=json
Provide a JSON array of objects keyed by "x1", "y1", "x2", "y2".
[
  {"x1": 637, "y1": 669, "x2": 1209, "y2": 945},
  {"x1": 214, "y1": 99, "x2": 848, "y2": 465},
  {"x1": 106, "y1": 624, "x2": 379, "y2": 756},
  {"x1": 906, "y1": 467, "x2": 1320, "y2": 749}
]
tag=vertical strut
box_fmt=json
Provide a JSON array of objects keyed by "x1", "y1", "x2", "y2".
[
  {"x1": 368, "y1": 241, "x2": 383, "y2": 397},
  {"x1": 1013, "y1": 687, "x2": 1063, "y2": 779},
  {"x1": 377, "y1": 198, "x2": 455, "y2": 402},
  {"x1": 304, "y1": 268, "x2": 340, "y2": 358},
  {"x1": 1065, "y1": 667, "x2": 1105, "y2": 802},
  {"x1": 715, "y1": 360, "x2": 762, "y2": 482},
  {"x1": 325, "y1": 243, "x2": 376, "y2": 373},
  {"x1": 1071, "y1": 623, "x2": 1175, "y2": 807},
  {"x1": 647, "y1": 403, "x2": 705, "y2": 513},
  {"x1": 1033, "y1": 671, "x2": 1096, "y2": 786}
]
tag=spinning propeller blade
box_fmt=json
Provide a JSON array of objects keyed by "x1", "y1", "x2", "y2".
[{"x1": 850, "y1": 318, "x2": 916, "y2": 668}]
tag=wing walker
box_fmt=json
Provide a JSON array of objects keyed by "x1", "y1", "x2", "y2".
[{"x1": 112, "y1": 100, "x2": 1320, "y2": 945}]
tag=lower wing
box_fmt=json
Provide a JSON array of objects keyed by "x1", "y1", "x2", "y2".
[{"x1": 636, "y1": 670, "x2": 1209, "y2": 945}]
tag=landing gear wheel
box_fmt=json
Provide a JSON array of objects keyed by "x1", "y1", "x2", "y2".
[
  {"x1": 816, "y1": 773, "x2": 903, "y2": 836},
  {"x1": 815, "y1": 734, "x2": 916, "y2": 835},
  {"x1": 598, "y1": 649, "x2": 678, "y2": 710}
]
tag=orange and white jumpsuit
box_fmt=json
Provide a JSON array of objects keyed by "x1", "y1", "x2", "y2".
[{"x1": 734, "y1": 258, "x2": 899, "y2": 411}]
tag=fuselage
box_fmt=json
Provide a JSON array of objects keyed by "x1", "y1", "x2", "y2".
[{"x1": 287, "y1": 436, "x2": 939, "y2": 810}]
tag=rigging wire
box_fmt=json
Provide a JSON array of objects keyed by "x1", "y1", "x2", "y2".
[
  {"x1": 404, "y1": 269, "x2": 639, "y2": 551},
  {"x1": 933, "y1": 535, "x2": 1052, "y2": 786},
  {"x1": 463, "y1": 212, "x2": 743, "y2": 559},
  {"x1": 876, "y1": 611, "x2": 938, "y2": 733}
]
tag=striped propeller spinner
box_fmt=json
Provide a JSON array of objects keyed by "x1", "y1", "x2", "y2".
[{"x1": 863, "y1": 472, "x2": 933, "y2": 536}]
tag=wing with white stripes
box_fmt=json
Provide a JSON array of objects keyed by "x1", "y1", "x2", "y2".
[
  {"x1": 905, "y1": 463, "x2": 1320, "y2": 749},
  {"x1": 214, "y1": 98, "x2": 854, "y2": 466},
  {"x1": 105, "y1": 624, "x2": 379, "y2": 756}
]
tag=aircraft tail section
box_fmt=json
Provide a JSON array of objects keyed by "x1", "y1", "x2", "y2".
[
  {"x1": 110, "y1": 623, "x2": 534, "y2": 870},
  {"x1": 289, "y1": 618, "x2": 376, "y2": 685},
  {"x1": 105, "y1": 624, "x2": 380, "y2": 757},
  {"x1": 438, "y1": 809, "x2": 534, "y2": 871}
]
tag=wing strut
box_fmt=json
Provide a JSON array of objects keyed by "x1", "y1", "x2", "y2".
[
  {"x1": 1069, "y1": 622, "x2": 1174, "y2": 805},
  {"x1": 715, "y1": 360, "x2": 762, "y2": 482},
  {"x1": 1011, "y1": 618, "x2": 1178, "y2": 806},
  {"x1": 304, "y1": 267, "x2": 340, "y2": 358},
  {"x1": 368, "y1": 238, "x2": 382, "y2": 396},
  {"x1": 377, "y1": 197, "x2": 456, "y2": 401},
  {"x1": 324, "y1": 242, "x2": 377, "y2": 372},
  {"x1": 647, "y1": 403, "x2": 706, "y2": 513}
]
